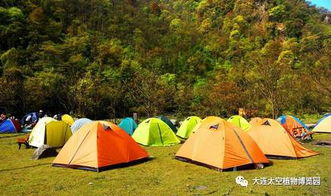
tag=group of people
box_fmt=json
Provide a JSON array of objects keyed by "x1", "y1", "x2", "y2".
[
  {"x1": 21, "y1": 110, "x2": 49, "y2": 128},
  {"x1": 0, "y1": 110, "x2": 47, "y2": 129},
  {"x1": 0, "y1": 111, "x2": 18, "y2": 121},
  {"x1": 22, "y1": 110, "x2": 70, "y2": 128},
  {"x1": 0, "y1": 109, "x2": 72, "y2": 130}
]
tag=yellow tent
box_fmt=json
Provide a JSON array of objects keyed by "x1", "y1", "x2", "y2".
[
  {"x1": 61, "y1": 114, "x2": 74, "y2": 126},
  {"x1": 28, "y1": 117, "x2": 72, "y2": 148}
]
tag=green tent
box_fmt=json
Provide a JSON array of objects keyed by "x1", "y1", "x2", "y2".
[
  {"x1": 227, "y1": 115, "x2": 251, "y2": 131},
  {"x1": 132, "y1": 118, "x2": 180, "y2": 146},
  {"x1": 176, "y1": 116, "x2": 202, "y2": 139}
]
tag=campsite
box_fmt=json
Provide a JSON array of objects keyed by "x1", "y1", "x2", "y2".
[{"x1": 0, "y1": 114, "x2": 331, "y2": 195}]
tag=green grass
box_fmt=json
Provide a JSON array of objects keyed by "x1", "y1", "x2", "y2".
[
  {"x1": 297, "y1": 114, "x2": 325, "y2": 124},
  {"x1": 0, "y1": 133, "x2": 330, "y2": 196}
]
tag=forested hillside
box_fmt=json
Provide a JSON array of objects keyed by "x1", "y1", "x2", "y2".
[{"x1": 0, "y1": 0, "x2": 330, "y2": 118}]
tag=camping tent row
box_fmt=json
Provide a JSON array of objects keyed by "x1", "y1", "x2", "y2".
[
  {"x1": 227, "y1": 114, "x2": 310, "y2": 137},
  {"x1": 228, "y1": 114, "x2": 317, "y2": 140},
  {"x1": 118, "y1": 116, "x2": 177, "y2": 136},
  {"x1": 52, "y1": 115, "x2": 319, "y2": 172},
  {"x1": 53, "y1": 116, "x2": 262, "y2": 172},
  {"x1": 130, "y1": 116, "x2": 203, "y2": 146},
  {"x1": 118, "y1": 116, "x2": 201, "y2": 141},
  {"x1": 52, "y1": 117, "x2": 193, "y2": 172},
  {"x1": 75, "y1": 114, "x2": 326, "y2": 148},
  {"x1": 128, "y1": 114, "x2": 318, "y2": 171},
  {"x1": 31, "y1": 115, "x2": 195, "y2": 149},
  {"x1": 28, "y1": 114, "x2": 321, "y2": 172},
  {"x1": 175, "y1": 116, "x2": 318, "y2": 171}
]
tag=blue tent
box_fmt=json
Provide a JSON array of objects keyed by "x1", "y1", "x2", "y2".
[
  {"x1": 0, "y1": 119, "x2": 19, "y2": 133},
  {"x1": 21, "y1": 112, "x2": 38, "y2": 125},
  {"x1": 71, "y1": 118, "x2": 92, "y2": 133},
  {"x1": 118, "y1": 117, "x2": 138, "y2": 135}
]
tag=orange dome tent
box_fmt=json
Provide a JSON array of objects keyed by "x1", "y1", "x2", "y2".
[
  {"x1": 175, "y1": 117, "x2": 269, "y2": 171},
  {"x1": 277, "y1": 115, "x2": 312, "y2": 139},
  {"x1": 248, "y1": 118, "x2": 318, "y2": 158},
  {"x1": 53, "y1": 121, "x2": 149, "y2": 172}
]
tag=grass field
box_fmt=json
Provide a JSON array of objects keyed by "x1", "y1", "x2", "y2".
[{"x1": 0, "y1": 132, "x2": 330, "y2": 196}]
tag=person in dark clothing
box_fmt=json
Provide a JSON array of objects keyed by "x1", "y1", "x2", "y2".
[{"x1": 38, "y1": 110, "x2": 45, "y2": 118}]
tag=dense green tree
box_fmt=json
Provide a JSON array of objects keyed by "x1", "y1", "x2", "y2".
[{"x1": 0, "y1": 0, "x2": 330, "y2": 118}]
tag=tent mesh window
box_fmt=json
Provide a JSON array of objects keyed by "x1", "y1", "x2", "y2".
[
  {"x1": 209, "y1": 124, "x2": 219, "y2": 130},
  {"x1": 262, "y1": 120, "x2": 271, "y2": 126},
  {"x1": 103, "y1": 124, "x2": 112, "y2": 131}
]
